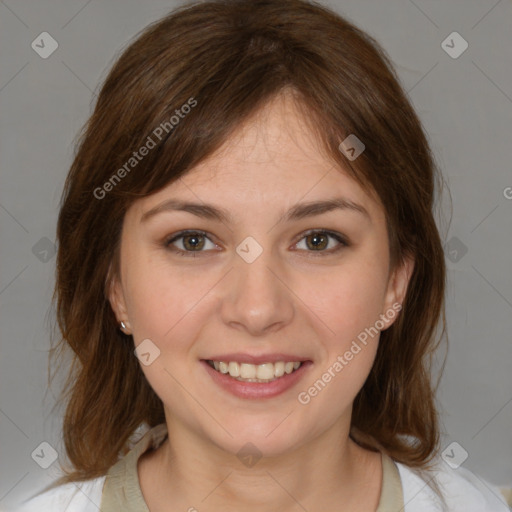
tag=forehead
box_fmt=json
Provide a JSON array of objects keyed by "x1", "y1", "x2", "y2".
[
  {"x1": 183, "y1": 91, "x2": 335, "y2": 185},
  {"x1": 129, "y1": 91, "x2": 384, "y2": 222}
]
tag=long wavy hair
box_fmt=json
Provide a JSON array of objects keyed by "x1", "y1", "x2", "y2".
[{"x1": 44, "y1": 0, "x2": 447, "y2": 492}]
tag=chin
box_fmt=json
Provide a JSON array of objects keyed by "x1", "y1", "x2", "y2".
[{"x1": 204, "y1": 416, "x2": 307, "y2": 459}]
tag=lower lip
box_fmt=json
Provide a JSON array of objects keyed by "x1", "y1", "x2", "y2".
[{"x1": 201, "y1": 360, "x2": 313, "y2": 399}]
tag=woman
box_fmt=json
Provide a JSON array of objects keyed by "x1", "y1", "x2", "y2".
[{"x1": 11, "y1": 0, "x2": 508, "y2": 510}]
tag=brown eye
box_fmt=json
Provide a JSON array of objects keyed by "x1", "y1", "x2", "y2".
[
  {"x1": 166, "y1": 230, "x2": 216, "y2": 256},
  {"x1": 294, "y1": 230, "x2": 348, "y2": 254}
]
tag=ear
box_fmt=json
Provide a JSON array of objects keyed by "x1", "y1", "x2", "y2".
[
  {"x1": 381, "y1": 254, "x2": 414, "y2": 329},
  {"x1": 106, "y1": 264, "x2": 131, "y2": 333}
]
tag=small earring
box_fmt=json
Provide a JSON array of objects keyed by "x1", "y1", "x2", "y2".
[{"x1": 120, "y1": 321, "x2": 129, "y2": 332}]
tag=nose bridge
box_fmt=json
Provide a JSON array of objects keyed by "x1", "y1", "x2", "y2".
[{"x1": 219, "y1": 236, "x2": 294, "y2": 335}]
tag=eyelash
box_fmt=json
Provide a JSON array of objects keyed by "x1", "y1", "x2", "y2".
[{"x1": 164, "y1": 229, "x2": 349, "y2": 258}]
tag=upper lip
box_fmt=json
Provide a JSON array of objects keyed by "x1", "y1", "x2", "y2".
[{"x1": 203, "y1": 353, "x2": 311, "y2": 365}]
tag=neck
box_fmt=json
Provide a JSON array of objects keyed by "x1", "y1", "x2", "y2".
[{"x1": 138, "y1": 416, "x2": 382, "y2": 512}]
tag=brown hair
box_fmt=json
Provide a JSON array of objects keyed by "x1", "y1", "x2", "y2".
[{"x1": 46, "y1": 0, "x2": 447, "y2": 491}]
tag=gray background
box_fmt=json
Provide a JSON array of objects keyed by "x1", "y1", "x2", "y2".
[{"x1": 1, "y1": 0, "x2": 511, "y2": 508}]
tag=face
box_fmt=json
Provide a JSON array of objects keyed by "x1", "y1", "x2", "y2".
[{"x1": 109, "y1": 91, "x2": 412, "y2": 458}]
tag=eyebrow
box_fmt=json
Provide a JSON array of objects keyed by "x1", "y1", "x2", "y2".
[{"x1": 140, "y1": 197, "x2": 370, "y2": 224}]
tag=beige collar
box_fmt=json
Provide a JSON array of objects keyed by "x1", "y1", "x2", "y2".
[{"x1": 100, "y1": 423, "x2": 404, "y2": 511}]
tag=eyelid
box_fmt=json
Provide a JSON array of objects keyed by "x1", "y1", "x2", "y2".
[
  {"x1": 165, "y1": 229, "x2": 209, "y2": 244},
  {"x1": 292, "y1": 228, "x2": 349, "y2": 247}
]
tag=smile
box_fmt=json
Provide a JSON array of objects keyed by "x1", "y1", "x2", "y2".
[
  {"x1": 202, "y1": 358, "x2": 312, "y2": 399},
  {"x1": 207, "y1": 360, "x2": 302, "y2": 382}
]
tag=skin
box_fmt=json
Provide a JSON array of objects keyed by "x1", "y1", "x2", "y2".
[{"x1": 109, "y1": 89, "x2": 414, "y2": 512}]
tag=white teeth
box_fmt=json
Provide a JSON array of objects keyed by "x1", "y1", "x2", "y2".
[
  {"x1": 228, "y1": 361, "x2": 240, "y2": 377},
  {"x1": 256, "y1": 363, "x2": 275, "y2": 380},
  {"x1": 240, "y1": 363, "x2": 256, "y2": 379},
  {"x1": 208, "y1": 360, "x2": 303, "y2": 381},
  {"x1": 274, "y1": 361, "x2": 285, "y2": 377}
]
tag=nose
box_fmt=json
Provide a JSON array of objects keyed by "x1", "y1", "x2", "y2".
[{"x1": 219, "y1": 246, "x2": 295, "y2": 337}]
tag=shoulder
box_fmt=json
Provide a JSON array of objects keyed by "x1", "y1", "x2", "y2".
[
  {"x1": 395, "y1": 457, "x2": 509, "y2": 512},
  {"x1": 5, "y1": 477, "x2": 106, "y2": 512}
]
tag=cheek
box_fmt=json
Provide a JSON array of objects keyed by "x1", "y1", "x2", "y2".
[
  {"x1": 304, "y1": 259, "x2": 389, "y2": 345},
  {"x1": 299, "y1": 341, "x2": 378, "y2": 427},
  {"x1": 122, "y1": 251, "x2": 218, "y2": 344},
  {"x1": 125, "y1": 275, "x2": 175, "y2": 338},
  {"x1": 298, "y1": 268, "x2": 385, "y2": 413},
  {"x1": 122, "y1": 258, "x2": 210, "y2": 400}
]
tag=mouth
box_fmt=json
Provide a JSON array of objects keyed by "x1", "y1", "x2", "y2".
[{"x1": 201, "y1": 358, "x2": 313, "y2": 399}]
